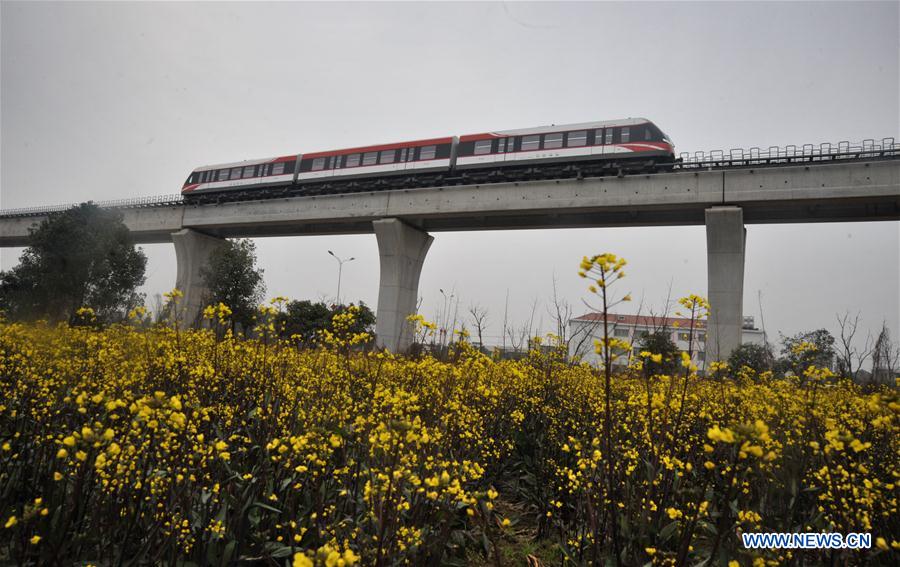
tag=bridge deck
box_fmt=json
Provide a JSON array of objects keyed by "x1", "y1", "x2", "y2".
[{"x1": 0, "y1": 160, "x2": 897, "y2": 247}]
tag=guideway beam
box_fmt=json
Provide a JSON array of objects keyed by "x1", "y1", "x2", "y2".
[
  {"x1": 172, "y1": 228, "x2": 227, "y2": 326},
  {"x1": 373, "y1": 219, "x2": 433, "y2": 352},
  {"x1": 706, "y1": 207, "x2": 746, "y2": 362}
]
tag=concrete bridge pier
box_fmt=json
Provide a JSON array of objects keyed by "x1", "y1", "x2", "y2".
[
  {"x1": 172, "y1": 228, "x2": 227, "y2": 326},
  {"x1": 373, "y1": 218, "x2": 433, "y2": 352},
  {"x1": 705, "y1": 206, "x2": 746, "y2": 362}
]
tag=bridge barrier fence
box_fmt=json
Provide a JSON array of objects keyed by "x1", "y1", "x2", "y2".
[
  {"x1": 0, "y1": 195, "x2": 184, "y2": 219},
  {"x1": 1, "y1": 138, "x2": 898, "y2": 219},
  {"x1": 676, "y1": 137, "x2": 898, "y2": 168}
]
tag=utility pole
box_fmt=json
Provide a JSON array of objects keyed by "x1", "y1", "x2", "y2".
[{"x1": 327, "y1": 250, "x2": 355, "y2": 306}]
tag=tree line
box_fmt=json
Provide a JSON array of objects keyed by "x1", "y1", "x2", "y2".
[
  {"x1": 0, "y1": 203, "x2": 374, "y2": 342},
  {"x1": 0, "y1": 202, "x2": 896, "y2": 380}
]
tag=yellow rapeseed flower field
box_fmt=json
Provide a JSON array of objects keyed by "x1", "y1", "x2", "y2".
[{"x1": 0, "y1": 292, "x2": 897, "y2": 565}]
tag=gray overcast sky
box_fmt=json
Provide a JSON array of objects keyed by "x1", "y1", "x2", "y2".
[{"x1": 2, "y1": 1, "x2": 898, "y2": 348}]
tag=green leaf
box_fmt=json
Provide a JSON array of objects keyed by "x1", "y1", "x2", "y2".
[
  {"x1": 659, "y1": 520, "x2": 680, "y2": 542},
  {"x1": 250, "y1": 501, "x2": 283, "y2": 515}
]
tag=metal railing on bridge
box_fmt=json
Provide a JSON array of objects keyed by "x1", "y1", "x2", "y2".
[
  {"x1": 675, "y1": 137, "x2": 899, "y2": 170},
  {"x1": 0, "y1": 194, "x2": 183, "y2": 219}
]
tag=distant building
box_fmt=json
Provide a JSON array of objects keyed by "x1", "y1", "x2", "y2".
[{"x1": 568, "y1": 312, "x2": 765, "y2": 369}]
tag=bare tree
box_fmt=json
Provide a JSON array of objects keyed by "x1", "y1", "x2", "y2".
[
  {"x1": 548, "y1": 275, "x2": 573, "y2": 347},
  {"x1": 501, "y1": 289, "x2": 509, "y2": 352},
  {"x1": 149, "y1": 292, "x2": 167, "y2": 324},
  {"x1": 871, "y1": 323, "x2": 900, "y2": 384},
  {"x1": 468, "y1": 304, "x2": 489, "y2": 350},
  {"x1": 835, "y1": 311, "x2": 874, "y2": 381},
  {"x1": 524, "y1": 297, "x2": 540, "y2": 349},
  {"x1": 504, "y1": 298, "x2": 540, "y2": 355}
]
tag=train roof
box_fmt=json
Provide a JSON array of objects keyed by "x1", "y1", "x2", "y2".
[
  {"x1": 460, "y1": 118, "x2": 654, "y2": 141},
  {"x1": 301, "y1": 136, "x2": 455, "y2": 159},
  {"x1": 191, "y1": 154, "x2": 298, "y2": 173}
]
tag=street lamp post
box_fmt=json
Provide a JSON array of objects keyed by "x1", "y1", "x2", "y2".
[{"x1": 328, "y1": 250, "x2": 355, "y2": 306}]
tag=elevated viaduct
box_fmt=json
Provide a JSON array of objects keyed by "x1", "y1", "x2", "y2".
[{"x1": 2, "y1": 158, "x2": 898, "y2": 358}]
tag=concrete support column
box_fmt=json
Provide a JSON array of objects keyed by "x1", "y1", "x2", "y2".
[
  {"x1": 172, "y1": 228, "x2": 227, "y2": 326},
  {"x1": 373, "y1": 219, "x2": 433, "y2": 352},
  {"x1": 705, "y1": 206, "x2": 746, "y2": 362}
]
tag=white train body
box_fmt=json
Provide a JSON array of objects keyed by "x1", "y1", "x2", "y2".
[{"x1": 182, "y1": 118, "x2": 673, "y2": 197}]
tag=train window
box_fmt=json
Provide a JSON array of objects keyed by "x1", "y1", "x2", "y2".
[
  {"x1": 242, "y1": 166, "x2": 254, "y2": 178},
  {"x1": 399, "y1": 148, "x2": 408, "y2": 162},
  {"x1": 272, "y1": 162, "x2": 285, "y2": 175},
  {"x1": 497, "y1": 139, "x2": 506, "y2": 153},
  {"x1": 605, "y1": 129, "x2": 614, "y2": 145},
  {"x1": 346, "y1": 154, "x2": 361, "y2": 168},
  {"x1": 380, "y1": 150, "x2": 395, "y2": 164},
  {"x1": 419, "y1": 145, "x2": 436, "y2": 160},
  {"x1": 333, "y1": 156, "x2": 342, "y2": 169},
  {"x1": 311, "y1": 157, "x2": 326, "y2": 171},
  {"x1": 567, "y1": 130, "x2": 587, "y2": 147},
  {"x1": 474, "y1": 140, "x2": 493, "y2": 155},
  {"x1": 362, "y1": 152, "x2": 378, "y2": 166},
  {"x1": 594, "y1": 129, "x2": 604, "y2": 145},
  {"x1": 230, "y1": 167, "x2": 242, "y2": 180},
  {"x1": 621, "y1": 127, "x2": 630, "y2": 143},
  {"x1": 544, "y1": 133, "x2": 563, "y2": 149},
  {"x1": 644, "y1": 126, "x2": 652, "y2": 141},
  {"x1": 521, "y1": 135, "x2": 540, "y2": 151}
]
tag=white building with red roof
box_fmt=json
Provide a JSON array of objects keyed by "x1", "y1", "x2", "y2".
[{"x1": 568, "y1": 312, "x2": 766, "y2": 369}]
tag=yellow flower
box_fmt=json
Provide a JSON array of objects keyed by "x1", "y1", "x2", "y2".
[
  {"x1": 30, "y1": 535, "x2": 41, "y2": 545},
  {"x1": 293, "y1": 553, "x2": 313, "y2": 567},
  {"x1": 4, "y1": 516, "x2": 16, "y2": 528},
  {"x1": 707, "y1": 425, "x2": 736, "y2": 444},
  {"x1": 75, "y1": 450, "x2": 87, "y2": 462},
  {"x1": 53, "y1": 472, "x2": 63, "y2": 481},
  {"x1": 56, "y1": 448, "x2": 68, "y2": 459}
]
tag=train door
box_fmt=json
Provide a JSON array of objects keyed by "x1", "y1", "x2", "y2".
[{"x1": 496, "y1": 137, "x2": 515, "y2": 164}]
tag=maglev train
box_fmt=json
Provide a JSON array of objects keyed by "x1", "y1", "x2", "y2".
[{"x1": 181, "y1": 118, "x2": 674, "y2": 202}]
